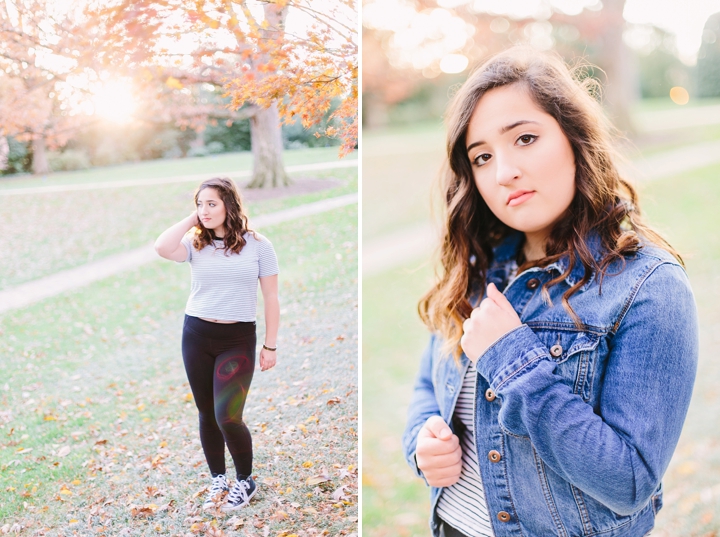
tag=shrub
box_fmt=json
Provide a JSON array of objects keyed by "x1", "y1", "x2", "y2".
[{"x1": 48, "y1": 149, "x2": 91, "y2": 172}]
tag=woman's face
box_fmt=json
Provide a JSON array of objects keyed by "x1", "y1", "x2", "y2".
[
  {"x1": 465, "y1": 83, "x2": 576, "y2": 247},
  {"x1": 197, "y1": 187, "x2": 227, "y2": 232}
]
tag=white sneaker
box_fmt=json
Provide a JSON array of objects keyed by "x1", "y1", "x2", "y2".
[
  {"x1": 221, "y1": 476, "x2": 257, "y2": 511},
  {"x1": 202, "y1": 474, "x2": 229, "y2": 510}
]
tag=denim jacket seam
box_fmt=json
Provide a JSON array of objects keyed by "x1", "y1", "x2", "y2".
[
  {"x1": 570, "y1": 485, "x2": 594, "y2": 536},
  {"x1": 499, "y1": 434, "x2": 526, "y2": 537},
  {"x1": 611, "y1": 260, "x2": 673, "y2": 335},
  {"x1": 531, "y1": 446, "x2": 570, "y2": 537},
  {"x1": 493, "y1": 354, "x2": 547, "y2": 393}
]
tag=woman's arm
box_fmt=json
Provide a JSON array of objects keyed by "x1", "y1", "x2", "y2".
[
  {"x1": 475, "y1": 262, "x2": 698, "y2": 515},
  {"x1": 259, "y1": 274, "x2": 279, "y2": 371},
  {"x1": 403, "y1": 335, "x2": 445, "y2": 478},
  {"x1": 154, "y1": 212, "x2": 198, "y2": 261}
]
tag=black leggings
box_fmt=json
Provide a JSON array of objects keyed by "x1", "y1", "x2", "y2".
[{"x1": 181, "y1": 315, "x2": 256, "y2": 478}]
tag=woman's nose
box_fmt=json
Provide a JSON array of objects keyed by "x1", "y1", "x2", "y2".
[{"x1": 495, "y1": 154, "x2": 521, "y2": 185}]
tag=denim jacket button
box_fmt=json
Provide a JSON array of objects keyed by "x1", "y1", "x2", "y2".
[
  {"x1": 488, "y1": 450, "x2": 501, "y2": 463},
  {"x1": 526, "y1": 278, "x2": 540, "y2": 290},
  {"x1": 550, "y1": 344, "x2": 563, "y2": 357},
  {"x1": 497, "y1": 511, "x2": 511, "y2": 522},
  {"x1": 485, "y1": 388, "x2": 496, "y2": 402}
]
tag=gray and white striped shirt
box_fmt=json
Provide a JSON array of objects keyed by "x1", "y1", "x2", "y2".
[
  {"x1": 179, "y1": 231, "x2": 279, "y2": 322},
  {"x1": 436, "y1": 362, "x2": 496, "y2": 537}
]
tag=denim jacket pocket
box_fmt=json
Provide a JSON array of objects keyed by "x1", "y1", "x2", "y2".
[{"x1": 528, "y1": 324, "x2": 602, "y2": 403}]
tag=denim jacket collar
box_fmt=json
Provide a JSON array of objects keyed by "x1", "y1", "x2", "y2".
[{"x1": 489, "y1": 230, "x2": 606, "y2": 292}]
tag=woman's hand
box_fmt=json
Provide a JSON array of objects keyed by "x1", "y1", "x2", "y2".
[
  {"x1": 188, "y1": 210, "x2": 200, "y2": 228},
  {"x1": 461, "y1": 282, "x2": 522, "y2": 363},
  {"x1": 416, "y1": 416, "x2": 462, "y2": 487},
  {"x1": 259, "y1": 348, "x2": 276, "y2": 371}
]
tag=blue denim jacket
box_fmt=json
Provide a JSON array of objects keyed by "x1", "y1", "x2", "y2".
[{"x1": 403, "y1": 233, "x2": 698, "y2": 537}]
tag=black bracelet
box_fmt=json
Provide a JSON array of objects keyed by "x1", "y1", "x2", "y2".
[{"x1": 263, "y1": 344, "x2": 277, "y2": 351}]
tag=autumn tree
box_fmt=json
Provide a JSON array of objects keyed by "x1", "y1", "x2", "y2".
[
  {"x1": 97, "y1": 0, "x2": 357, "y2": 188},
  {"x1": 0, "y1": 0, "x2": 92, "y2": 174},
  {"x1": 362, "y1": 0, "x2": 636, "y2": 132}
]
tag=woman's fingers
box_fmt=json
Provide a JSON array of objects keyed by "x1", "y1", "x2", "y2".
[
  {"x1": 487, "y1": 282, "x2": 516, "y2": 314},
  {"x1": 422, "y1": 415, "x2": 453, "y2": 440}
]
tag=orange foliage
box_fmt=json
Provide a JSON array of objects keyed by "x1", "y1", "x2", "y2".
[{"x1": 95, "y1": 0, "x2": 358, "y2": 156}]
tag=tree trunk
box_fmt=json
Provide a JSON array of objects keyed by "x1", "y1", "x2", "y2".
[
  {"x1": 598, "y1": 0, "x2": 638, "y2": 134},
  {"x1": 246, "y1": 2, "x2": 290, "y2": 189},
  {"x1": 32, "y1": 136, "x2": 50, "y2": 175},
  {"x1": 0, "y1": 136, "x2": 9, "y2": 171},
  {"x1": 248, "y1": 103, "x2": 289, "y2": 188}
]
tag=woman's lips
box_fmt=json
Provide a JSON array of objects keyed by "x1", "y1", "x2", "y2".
[{"x1": 507, "y1": 191, "x2": 535, "y2": 207}]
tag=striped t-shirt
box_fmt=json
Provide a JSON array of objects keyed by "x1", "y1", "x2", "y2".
[
  {"x1": 436, "y1": 362, "x2": 496, "y2": 537},
  {"x1": 178, "y1": 231, "x2": 279, "y2": 322}
]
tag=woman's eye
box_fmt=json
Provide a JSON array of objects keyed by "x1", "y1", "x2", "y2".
[
  {"x1": 473, "y1": 153, "x2": 492, "y2": 167},
  {"x1": 517, "y1": 134, "x2": 537, "y2": 146}
]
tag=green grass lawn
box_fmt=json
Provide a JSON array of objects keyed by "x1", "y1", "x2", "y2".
[
  {"x1": 0, "y1": 168, "x2": 356, "y2": 291},
  {"x1": 362, "y1": 154, "x2": 720, "y2": 536},
  {"x1": 0, "y1": 204, "x2": 358, "y2": 536},
  {"x1": 0, "y1": 147, "x2": 355, "y2": 190}
]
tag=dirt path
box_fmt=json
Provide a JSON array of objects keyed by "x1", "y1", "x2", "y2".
[
  {"x1": 0, "y1": 160, "x2": 358, "y2": 196},
  {"x1": 0, "y1": 193, "x2": 358, "y2": 314}
]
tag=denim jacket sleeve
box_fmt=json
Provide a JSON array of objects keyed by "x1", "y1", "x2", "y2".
[
  {"x1": 476, "y1": 261, "x2": 698, "y2": 516},
  {"x1": 402, "y1": 334, "x2": 441, "y2": 479}
]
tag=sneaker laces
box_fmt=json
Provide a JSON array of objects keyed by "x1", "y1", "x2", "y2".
[
  {"x1": 208, "y1": 474, "x2": 228, "y2": 497},
  {"x1": 227, "y1": 479, "x2": 251, "y2": 505}
]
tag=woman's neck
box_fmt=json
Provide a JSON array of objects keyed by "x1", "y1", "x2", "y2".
[{"x1": 523, "y1": 231, "x2": 547, "y2": 262}]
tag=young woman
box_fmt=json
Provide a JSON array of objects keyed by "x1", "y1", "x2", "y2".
[
  {"x1": 155, "y1": 177, "x2": 279, "y2": 512},
  {"x1": 402, "y1": 47, "x2": 698, "y2": 537}
]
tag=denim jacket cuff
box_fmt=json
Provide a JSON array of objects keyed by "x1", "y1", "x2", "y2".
[
  {"x1": 476, "y1": 324, "x2": 549, "y2": 391},
  {"x1": 404, "y1": 422, "x2": 427, "y2": 479}
]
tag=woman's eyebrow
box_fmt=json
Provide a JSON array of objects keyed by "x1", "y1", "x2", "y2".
[
  {"x1": 500, "y1": 119, "x2": 539, "y2": 134},
  {"x1": 467, "y1": 119, "x2": 540, "y2": 153}
]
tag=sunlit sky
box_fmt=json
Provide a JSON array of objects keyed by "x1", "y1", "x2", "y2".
[
  {"x1": 8, "y1": 0, "x2": 356, "y2": 122},
  {"x1": 624, "y1": 0, "x2": 720, "y2": 63},
  {"x1": 364, "y1": 0, "x2": 720, "y2": 70}
]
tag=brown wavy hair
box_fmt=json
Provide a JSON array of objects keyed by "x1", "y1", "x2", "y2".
[
  {"x1": 418, "y1": 46, "x2": 681, "y2": 360},
  {"x1": 192, "y1": 177, "x2": 256, "y2": 254}
]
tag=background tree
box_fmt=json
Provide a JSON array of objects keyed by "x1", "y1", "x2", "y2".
[
  {"x1": 697, "y1": 12, "x2": 720, "y2": 98},
  {"x1": 96, "y1": 0, "x2": 357, "y2": 188},
  {"x1": 0, "y1": 0, "x2": 92, "y2": 174},
  {"x1": 362, "y1": 0, "x2": 638, "y2": 132}
]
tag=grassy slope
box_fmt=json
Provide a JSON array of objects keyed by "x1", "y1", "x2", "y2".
[
  {"x1": 0, "y1": 147, "x2": 353, "y2": 190},
  {"x1": 0, "y1": 169, "x2": 356, "y2": 291},
  {"x1": 0, "y1": 202, "x2": 358, "y2": 535}
]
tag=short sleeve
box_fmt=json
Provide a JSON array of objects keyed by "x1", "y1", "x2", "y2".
[
  {"x1": 177, "y1": 234, "x2": 193, "y2": 263},
  {"x1": 257, "y1": 235, "x2": 279, "y2": 277}
]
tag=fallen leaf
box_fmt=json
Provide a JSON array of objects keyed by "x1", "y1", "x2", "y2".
[
  {"x1": 327, "y1": 397, "x2": 341, "y2": 405},
  {"x1": 226, "y1": 516, "x2": 244, "y2": 529},
  {"x1": 130, "y1": 504, "x2": 157, "y2": 517},
  {"x1": 275, "y1": 510, "x2": 288, "y2": 520},
  {"x1": 306, "y1": 473, "x2": 330, "y2": 486},
  {"x1": 331, "y1": 485, "x2": 348, "y2": 501},
  {"x1": 301, "y1": 461, "x2": 313, "y2": 468},
  {"x1": 301, "y1": 507, "x2": 318, "y2": 515},
  {"x1": 58, "y1": 446, "x2": 71, "y2": 457}
]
